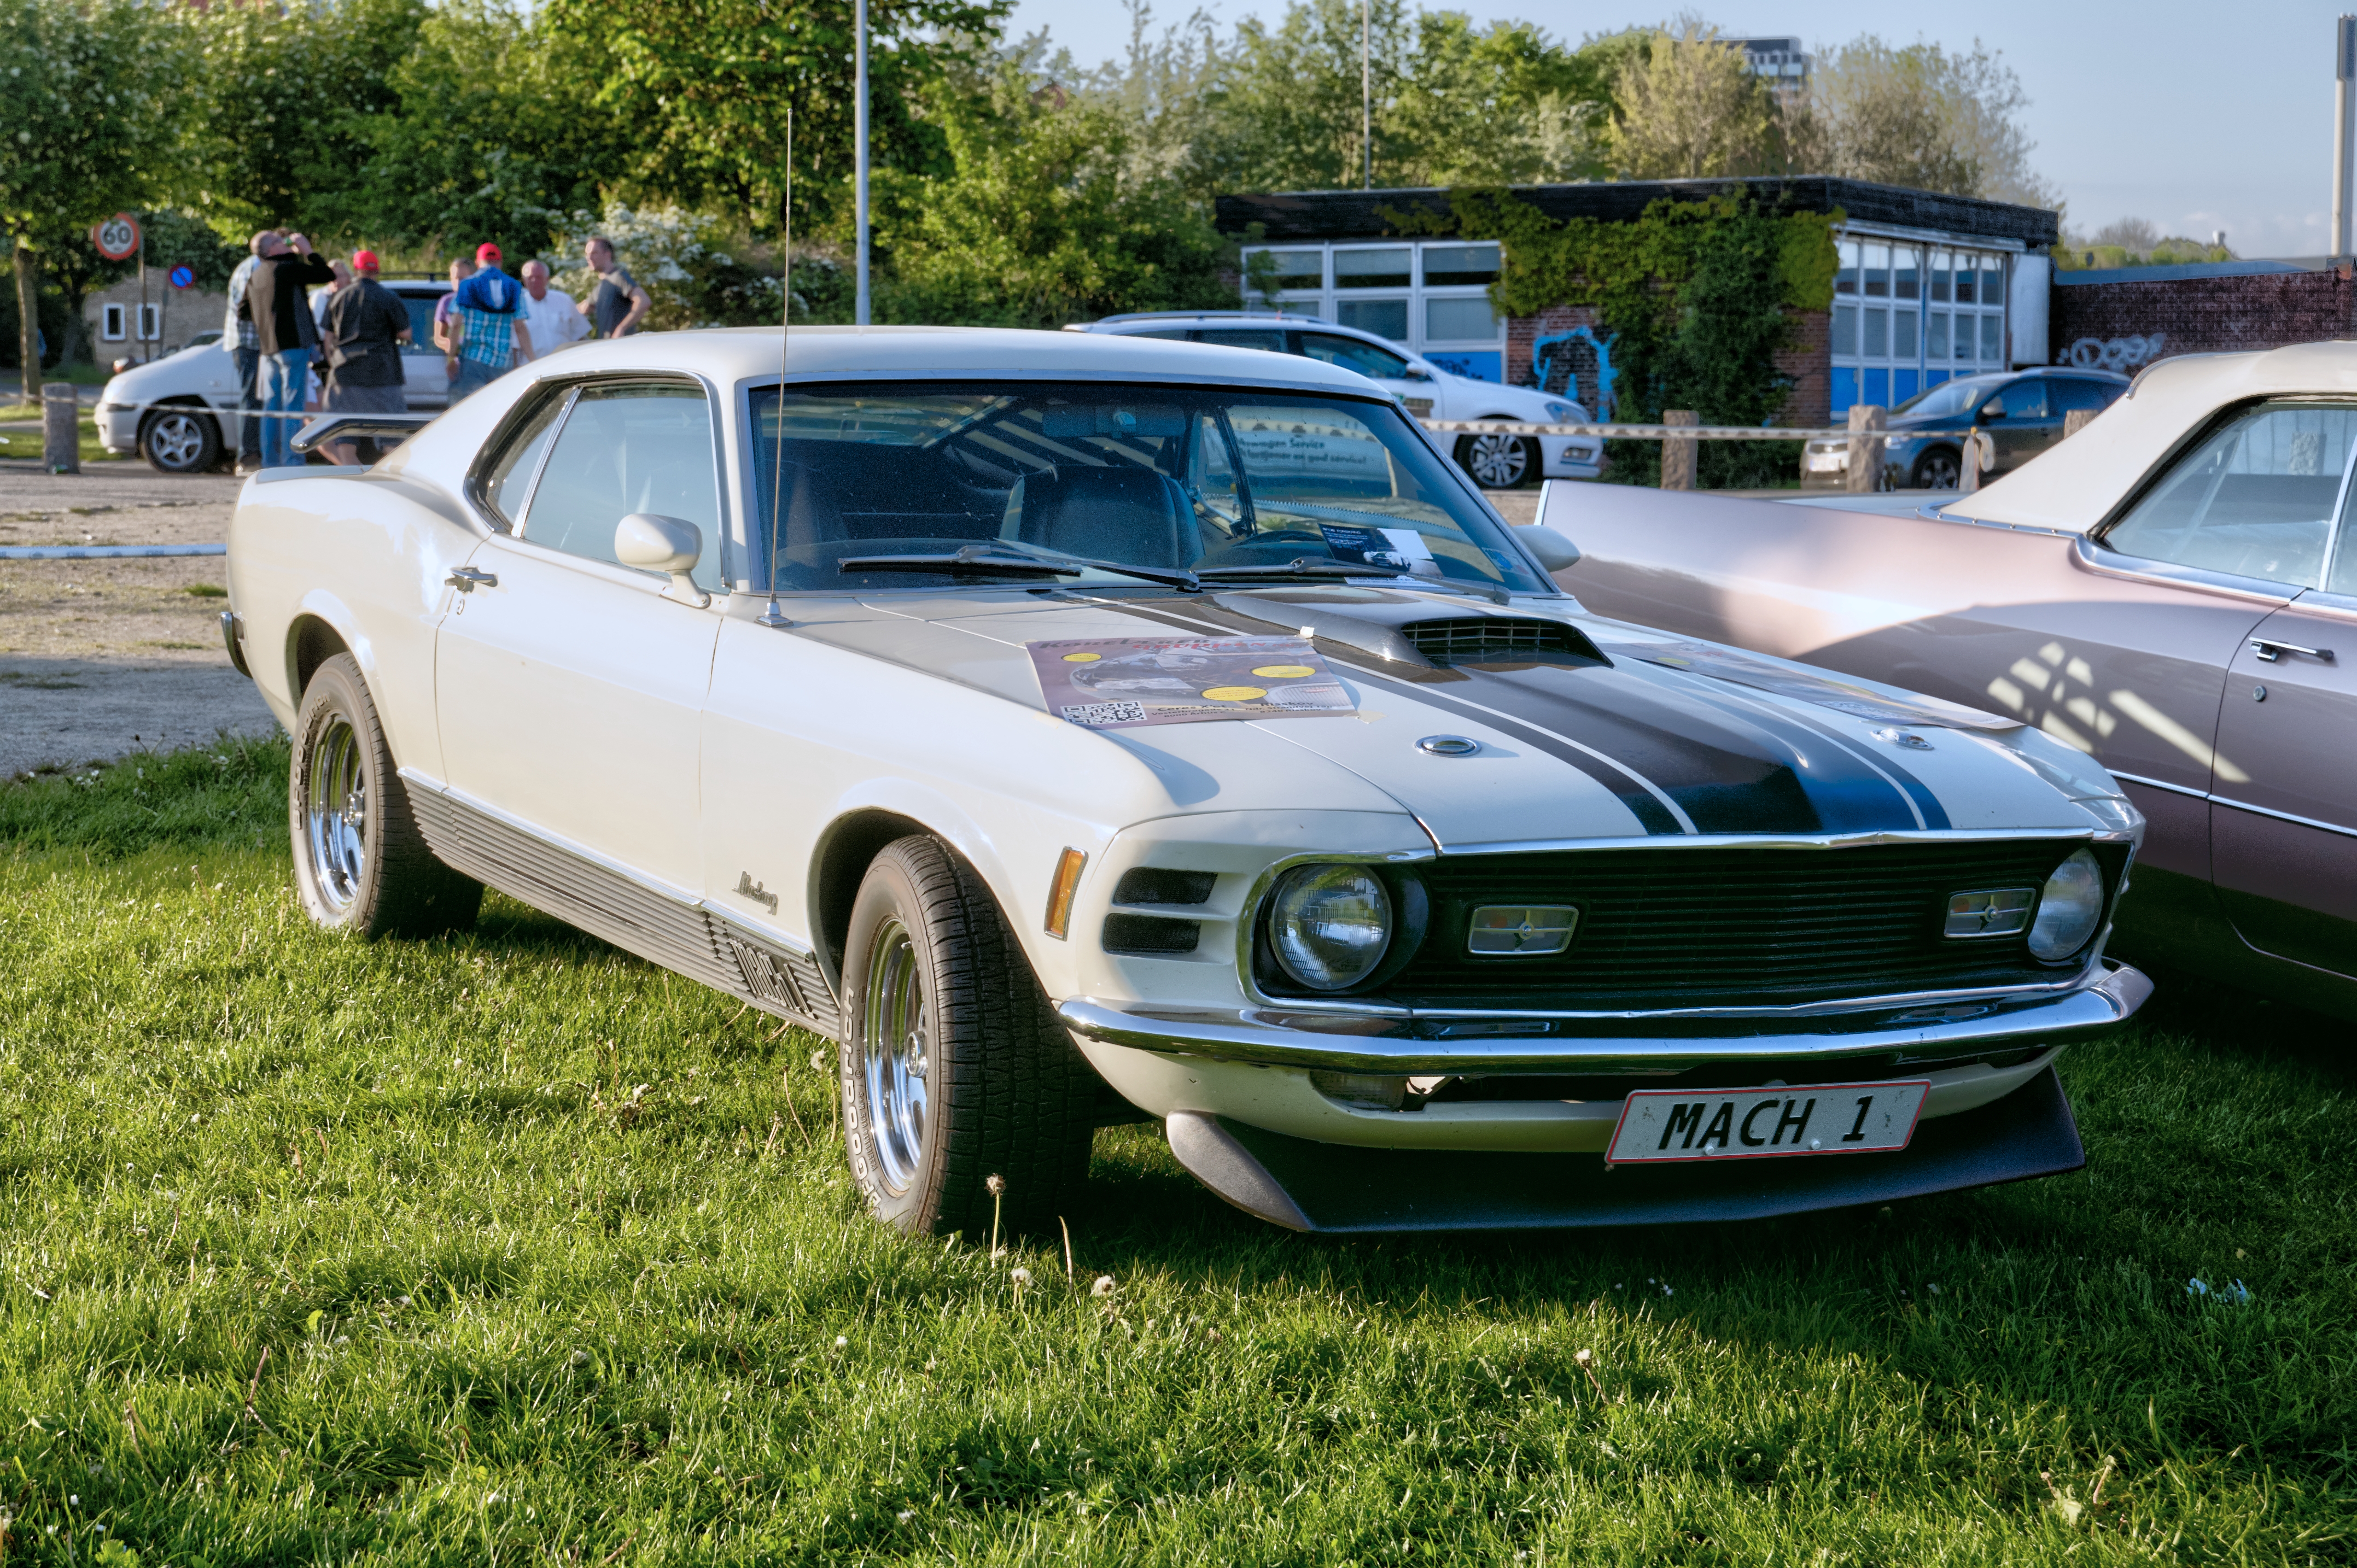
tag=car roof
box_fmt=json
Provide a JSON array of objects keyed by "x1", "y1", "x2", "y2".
[
  {"x1": 1943, "y1": 342, "x2": 2357, "y2": 531},
  {"x1": 647, "y1": 325, "x2": 1383, "y2": 393},
  {"x1": 1080, "y1": 310, "x2": 1328, "y2": 327}
]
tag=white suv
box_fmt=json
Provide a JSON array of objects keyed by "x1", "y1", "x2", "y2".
[
  {"x1": 95, "y1": 278, "x2": 454, "y2": 473},
  {"x1": 1065, "y1": 312, "x2": 1601, "y2": 488}
]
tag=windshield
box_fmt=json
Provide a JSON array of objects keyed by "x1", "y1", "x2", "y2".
[
  {"x1": 1893, "y1": 376, "x2": 2004, "y2": 420},
  {"x1": 746, "y1": 381, "x2": 1550, "y2": 595}
]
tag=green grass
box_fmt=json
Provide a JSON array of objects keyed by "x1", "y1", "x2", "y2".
[
  {"x1": 0, "y1": 404, "x2": 132, "y2": 465},
  {"x1": 1, "y1": 742, "x2": 2352, "y2": 1564}
]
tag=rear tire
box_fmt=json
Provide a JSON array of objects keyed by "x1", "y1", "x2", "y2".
[
  {"x1": 139, "y1": 406, "x2": 220, "y2": 474},
  {"x1": 289, "y1": 653, "x2": 482, "y2": 938},
  {"x1": 1456, "y1": 432, "x2": 1541, "y2": 489},
  {"x1": 837, "y1": 835, "x2": 1097, "y2": 1237}
]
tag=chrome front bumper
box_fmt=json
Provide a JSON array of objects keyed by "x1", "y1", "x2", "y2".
[{"x1": 1058, "y1": 961, "x2": 2152, "y2": 1075}]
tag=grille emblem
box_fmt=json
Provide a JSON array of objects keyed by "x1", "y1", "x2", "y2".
[
  {"x1": 1468, "y1": 905, "x2": 1578, "y2": 955},
  {"x1": 1944, "y1": 887, "x2": 2034, "y2": 938}
]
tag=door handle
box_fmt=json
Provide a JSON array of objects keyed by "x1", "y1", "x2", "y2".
[
  {"x1": 446, "y1": 567, "x2": 498, "y2": 593},
  {"x1": 2249, "y1": 637, "x2": 2332, "y2": 663}
]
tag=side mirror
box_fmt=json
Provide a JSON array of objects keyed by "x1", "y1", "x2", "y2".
[
  {"x1": 1979, "y1": 400, "x2": 2006, "y2": 420},
  {"x1": 1519, "y1": 524, "x2": 1582, "y2": 571},
  {"x1": 1402, "y1": 366, "x2": 1434, "y2": 382},
  {"x1": 615, "y1": 512, "x2": 709, "y2": 606}
]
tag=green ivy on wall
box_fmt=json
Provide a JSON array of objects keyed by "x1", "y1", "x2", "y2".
[{"x1": 1386, "y1": 188, "x2": 1840, "y2": 487}]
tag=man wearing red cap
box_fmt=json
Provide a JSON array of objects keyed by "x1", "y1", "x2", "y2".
[
  {"x1": 445, "y1": 241, "x2": 533, "y2": 401},
  {"x1": 319, "y1": 249, "x2": 413, "y2": 464}
]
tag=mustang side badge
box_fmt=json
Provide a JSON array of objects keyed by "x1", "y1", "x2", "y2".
[
  {"x1": 1027, "y1": 636, "x2": 1355, "y2": 729},
  {"x1": 734, "y1": 872, "x2": 780, "y2": 914}
]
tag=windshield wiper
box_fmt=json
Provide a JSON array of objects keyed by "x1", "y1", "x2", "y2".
[
  {"x1": 837, "y1": 545, "x2": 1202, "y2": 592},
  {"x1": 1194, "y1": 558, "x2": 1412, "y2": 582},
  {"x1": 1195, "y1": 558, "x2": 1509, "y2": 603}
]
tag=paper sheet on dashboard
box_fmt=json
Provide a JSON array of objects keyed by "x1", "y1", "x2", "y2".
[
  {"x1": 1602, "y1": 640, "x2": 2022, "y2": 730},
  {"x1": 1028, "y1": 635, "x2": 1356, "y2": 728}
]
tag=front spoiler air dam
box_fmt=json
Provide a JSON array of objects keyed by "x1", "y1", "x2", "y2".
[{"x1": 1058, "y1": 961, "x2": 2152, "y2": 1075}]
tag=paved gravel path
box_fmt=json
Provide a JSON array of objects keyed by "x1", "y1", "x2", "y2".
[{"x1": 1, "y1": 465, "x2": 276, "y2": 779}]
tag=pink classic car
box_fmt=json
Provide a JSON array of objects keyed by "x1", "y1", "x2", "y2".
[{"x1": 1550, "y1": 342, "x2": 2357, "y2": 1020}]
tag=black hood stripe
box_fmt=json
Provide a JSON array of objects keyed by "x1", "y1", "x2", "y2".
[{"x1": 1592, "y1": 658, "x2": 1950, "y2": 833}]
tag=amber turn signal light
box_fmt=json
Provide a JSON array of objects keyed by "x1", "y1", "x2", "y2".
[{"x1": 1044, "y1": 847, "x2": 1087, "y2": 939}]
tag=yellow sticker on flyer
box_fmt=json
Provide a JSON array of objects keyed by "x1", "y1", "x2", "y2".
[
  {"x1": 1252, "y1": 664, "x2": 1316, "y2": 678},
  {"x1": 1063, "y1": 652, "x2": 1102, "y2": 662},
  {"x1": 1201, "y1": 686, "x2": 1268, "y2": 701}
]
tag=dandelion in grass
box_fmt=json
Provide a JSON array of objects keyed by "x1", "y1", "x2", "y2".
[
  {"x1": 833, "y1": 1335, "x2": 848, "y2": 1349},
  {"x1": 985, "y1": 1173, "x2": 1006, "y2": 1256},
  {"x1": 1092, "y1": 1275, "x2": 1117, "y2": 1299}
]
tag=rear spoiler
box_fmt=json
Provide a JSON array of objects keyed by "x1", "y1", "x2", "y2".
[{"x1": 290, "y1": 412, "x2": 435, "y2": 454}]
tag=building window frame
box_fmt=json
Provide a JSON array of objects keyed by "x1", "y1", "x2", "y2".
[
  {"x1": 1239, "y1": 238, "x2": 1508, "y2": 383},
  {"x1": 1831, "y1": 230, "x2": 2014, "y2": 417}
]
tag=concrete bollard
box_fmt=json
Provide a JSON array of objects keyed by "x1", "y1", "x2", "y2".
[
  {"x1": 42, "y1": 383, "x2": 80, "y2": 475},
  {"x1": 1660, "y1": 409, "x2": 1699, "y2": 490},
  {"x1": 2062, "y1": 408, "x2": 2096, "y2": 440},
  {"x1": 1960, "y1": 429, "x2": 1993, "y2": 492},
  {"x1": 1845, "y1": 404, "x2": 1886, "y2": 493}
]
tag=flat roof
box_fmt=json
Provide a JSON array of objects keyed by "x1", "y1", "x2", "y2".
[
  {"x1": 2053, "y1": 260, "x2": 2310, "y2": 286},
  {"x1": 1217, "y1": 177, "x2": 2061, "y2": 248}
]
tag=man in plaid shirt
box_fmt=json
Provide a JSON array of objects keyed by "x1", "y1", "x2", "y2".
[
  {"x1": 221, "y1": 232, "x2": 275, "y2": 473},
  {"x1": 444, "y1": 242, "x2": 534, "y2": 402}
]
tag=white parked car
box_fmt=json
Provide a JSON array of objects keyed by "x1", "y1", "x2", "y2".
[
  {"x1": 1067, "y1": 311, "x2": 1603, "y2": 488},
  {"x1": 96, "y1": 279, "x2": 453, "y2": 473},
  {"x1": 224, "y1": 326, "x2": 2149, "y2": 1236}
]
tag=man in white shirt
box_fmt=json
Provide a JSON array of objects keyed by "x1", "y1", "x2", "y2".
[{"x1": 519, "y1": 260, "x2": 590, "y2": 360}]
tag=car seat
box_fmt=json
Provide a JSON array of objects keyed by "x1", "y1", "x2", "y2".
[{"x1": 1001, "y1": 464, "x2": 1198, "y2": 569}]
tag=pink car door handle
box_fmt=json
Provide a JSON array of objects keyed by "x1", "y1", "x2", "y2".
[{"x1": 2249, "y1": 637, "x2": 2333, "y2": 663}]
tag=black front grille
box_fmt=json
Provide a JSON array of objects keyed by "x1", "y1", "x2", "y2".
[
  {"x1": 1400, "y1": 617, "x2": 1604, "y2": 667},
  {"x1": 1104, "y1": 914, "x2": 1201, "y2": 955},
  {"x1": 1345, "y1": 841, "x2": 2122, "y2": 1010}
]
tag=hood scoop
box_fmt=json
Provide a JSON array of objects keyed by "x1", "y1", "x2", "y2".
[{"x1": 1397, "y1": 617, "x2": 1607, "y2": 669}]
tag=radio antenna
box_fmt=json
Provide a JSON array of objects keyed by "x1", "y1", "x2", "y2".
[{"x1": 757, "y1": 103, "x2": 794, "y2": 629}]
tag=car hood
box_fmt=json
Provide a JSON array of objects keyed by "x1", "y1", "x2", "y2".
[
  {"x1": 1448, "y1": 377, "x2": 1584, "y2": 421},
  {"x1": 789, "y1": 584, "x2": 2113, "y2": 849}
]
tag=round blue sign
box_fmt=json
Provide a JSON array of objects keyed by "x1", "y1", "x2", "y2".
[{"x1": 167, "y1": 264, "x2": 195, "y2": 289}]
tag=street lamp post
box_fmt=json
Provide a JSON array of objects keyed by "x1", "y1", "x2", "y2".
[
  {"x1": 855, "y1": 0, "x2": 871, "y2": 325},
  {"x1": 1361, "y1": 0, "x2": 1371, "y2": 190}
]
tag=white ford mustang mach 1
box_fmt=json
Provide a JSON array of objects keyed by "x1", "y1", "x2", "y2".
[{"x1": 225, "y1": 326, "x2": 2151, "y2": 1236}]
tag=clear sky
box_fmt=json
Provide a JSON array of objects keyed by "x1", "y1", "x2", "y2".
[{"x1": 1006, "y1": 0, "x2": 2337, "y2": 257}]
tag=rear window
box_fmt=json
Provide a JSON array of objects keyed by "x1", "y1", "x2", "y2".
[{"x1": 2104, "y1": 400, "x2": 2357, "y2": 588}]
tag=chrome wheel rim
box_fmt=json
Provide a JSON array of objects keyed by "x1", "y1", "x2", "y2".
[
  {"x1": 860, "y1": 916, "x2": 930, "y2": 1196},
  {"x1": 149, "y1": 412, "x2": 205, "y2": 470},
  {"x1": 303, "y1": 716, "x2": 369, "y2": 914},
  {"x1": 1466, "y1": 435, "x2": 1530, "y2": 488}
]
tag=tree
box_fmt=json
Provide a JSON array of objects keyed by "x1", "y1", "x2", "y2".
[
  {"x1": 320, "y1": 0, "x2": 629, "y2": 260},
  {"x1": 543, "y1": 0, "x2": 1010, "y2": 235},
  {"x1": 0, "y1": 0, "x2": 183, "y2": 401},
  {"x1": 875, "y1": 64, "x2": 1231, "y2": 325},
  {"x1": 1793, "y1": 37, "x2": 2055, "y2": 206},
  {"x1": 1603, "y1": 20, "x2": 1788, "y2": 182},
  {"x1": 177, "y1": 0, "x2": 426, "y2": 242},
  {"x1": 1189, "y1": 0, "x2": 1413, "y2": 195}
]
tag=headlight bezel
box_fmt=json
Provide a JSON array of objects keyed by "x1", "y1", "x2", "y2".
[{"x1": 1248, "y1": 857, "x2": 1430, "y2": 999}]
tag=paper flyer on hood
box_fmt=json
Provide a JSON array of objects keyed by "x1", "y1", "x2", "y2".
[{"x1": 1028, "y1": 636, "x2": 1356, "y2": 729}]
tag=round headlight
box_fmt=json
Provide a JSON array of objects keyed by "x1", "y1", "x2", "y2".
[
  {"x1": 1267, "y1": 864, "x2": 1392, "y2": 991},
  {"x1": 2027, "y1": 847, "x2": 2105, "y2": 961}
]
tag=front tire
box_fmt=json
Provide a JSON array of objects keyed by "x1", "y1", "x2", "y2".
[
  {"x1": 1911, "y1": 446, "x2": 1962, "y2": 490},
  {"x1": 289, "y1": 654, "x2": 482, "y2": 938},
  {"x1": 838, "y1": 835, "x2": 1097, "y2": 1236},
  {"x1": 1455, "y1": 432, "x2": 1541, "y2": 489},
  {"x1": 140, "y1": 406, "x2": 220, "y2": 474}
]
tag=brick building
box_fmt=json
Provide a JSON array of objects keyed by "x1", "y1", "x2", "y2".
[
  {"x1": 2049, "y1": 261, "x2": 2357, "y2": 374},
  {"x1": 1214, "y1": 177, "x2": 2061, "y2": 428}
]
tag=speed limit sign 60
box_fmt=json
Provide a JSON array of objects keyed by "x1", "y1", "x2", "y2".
[{"x1": 91, "y1": 213, "x2": 141, "y2": 261}]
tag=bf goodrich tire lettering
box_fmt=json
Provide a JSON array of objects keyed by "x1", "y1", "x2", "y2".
[
  {"x1": 837, "y1": 835, "x2": 1096, "y2": 1236},
  {"x1": 289, "y1": 653, "x2": 482, "y2": 938}
]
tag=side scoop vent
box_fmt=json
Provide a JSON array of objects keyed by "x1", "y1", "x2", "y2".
[{"x1": 1399, "y1": 618, "x2": 1606, "y2": 668}]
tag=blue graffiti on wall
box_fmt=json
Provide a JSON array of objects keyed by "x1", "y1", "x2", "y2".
[{"x1": 1528, "y1": 326, "x2": 1618, "y2": 422}]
